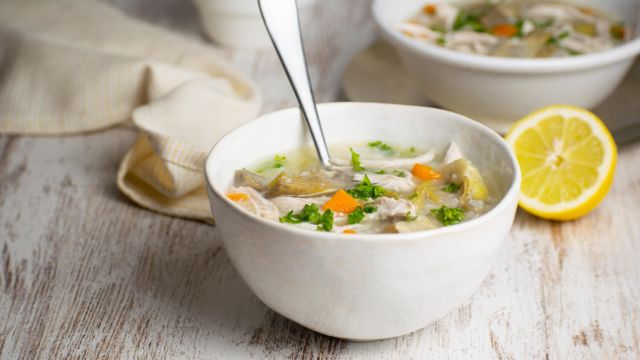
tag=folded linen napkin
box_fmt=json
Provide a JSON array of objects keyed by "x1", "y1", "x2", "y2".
[{"x1": 0, "y1": 0, "x2": 262, "y2": 222}]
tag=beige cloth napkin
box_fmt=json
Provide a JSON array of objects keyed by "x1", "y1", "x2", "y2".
[{"x1": 0, "y1": 0, "x2": 262, "y2": 222}]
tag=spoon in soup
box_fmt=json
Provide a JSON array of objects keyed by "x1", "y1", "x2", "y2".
[{"x1": 258, "y1": 0, "x2": 332, "y2": 167}]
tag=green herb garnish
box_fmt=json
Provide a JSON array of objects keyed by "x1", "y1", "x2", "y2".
[
  {"x1": 279, "y1": 204, "x2": 322, "y2": 224},
  {"x1": 279, "y1": 210, "x2": 302, "y2": 224},
  {"x1": 431, "y1": 206, "x2": 464, "y2": 226},
  {"x1": 299, "y1": 204, "x2": 322, "y2": 224},
  {"x1": 363, "y1": 205, "x2": 377, "y2": 214},
  {"x1": 443, "y1": 183, "x2": 461, "y2": 193},
  {"x1": 350, "y1": 148, "x2": 366, "y2": 172},
  {"x1": 453, "y1": 11, "x2": 486, "y2": 32},
  {"x1": 348, "y1": 208, "x2": 366, "y2": 225},
  {"x1": 257, "y1": 154, "x2": 287, "y2": 173},
  {"x1": 280, "y1": 204, "x2": 333, "y2": 231},
  {"x1": 514, "y1": 19, "x2": 525, "y2": 38},
  {"x1": 392, "y1": 170, "x2": 406, "y2": 178},
  {"x1": 375, "y1": 169, "x2": 387, "y2": 174},
  {"x1": 547, "y1": 31, "x2": 570, "y2": 45},
  {"x1": 406, "y1": 212, "x2": 418, "y2": 222},
  {"x1": 317, "y1": 209, "x2": 334, "y2": 232},
  {"x1": 368, "y1": 141, "x2": 394, "y2": 154},
  {"x1": 347, "y1": 175, "x2": 386, "y2": 200}
]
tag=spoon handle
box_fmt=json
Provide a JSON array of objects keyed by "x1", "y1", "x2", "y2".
[{"x1": 258, "y1": 0, "x2": 331, "y2": 166}]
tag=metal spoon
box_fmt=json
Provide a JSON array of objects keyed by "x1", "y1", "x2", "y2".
[{"x1": 258, "y1": 0, "x2": 331, "y2": 167}]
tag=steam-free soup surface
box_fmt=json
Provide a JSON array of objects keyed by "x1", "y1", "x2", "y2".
[
  {"x1": 226, "y1": 141, "x2": 497, "y2": 234},
  {"x1": 399, "y1": 1, "x2": 630, "y2": 58}
]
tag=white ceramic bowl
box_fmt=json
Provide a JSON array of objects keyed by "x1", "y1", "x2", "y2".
[
  {"x1": 373, "y1": 0, "x2": 640, "y2": 133},
  {"x1": 205, "y1": 102, "x2": 521, "y2": 340},
  {"x1": 192, "y1": 0, "x2": 318, "y2": 49}
]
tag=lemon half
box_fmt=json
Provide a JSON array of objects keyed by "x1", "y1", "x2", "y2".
[{"x1": 505, "y1": 105, "x2": 617, "y2": 221}]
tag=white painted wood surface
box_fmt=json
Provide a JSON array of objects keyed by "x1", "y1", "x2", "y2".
[{"x1": 1, "y1": 0, "x2": 639, "y2": 359}]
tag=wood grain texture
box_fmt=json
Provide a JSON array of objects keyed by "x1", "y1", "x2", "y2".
[{"x1": 1, "y1": 0, "x2": 639, "y2": 359}]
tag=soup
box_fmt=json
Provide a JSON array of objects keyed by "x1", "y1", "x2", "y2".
[
  {"x1": 399, "y1": 1, "x2": 630, "y2": 57},
  {"x1": 225, "y1": 142, "x2": 497, "y2": 234}
]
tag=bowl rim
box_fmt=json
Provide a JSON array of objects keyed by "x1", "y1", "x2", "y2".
[
  {"x1": 205, "y1": 102, "x2": 522, "y2": 243},
  {"x1": 372, "y1": 0, "x2": 640, "y2": 74}
]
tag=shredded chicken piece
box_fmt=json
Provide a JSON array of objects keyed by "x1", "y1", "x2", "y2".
[
  {"x1": 367, "y1": 197, "x2": 416, "y2": 222},
  {"x1": 228, "y1": 186, "x2": 279, "y2": 221},
  {"x1": 445, "y1": 31, "x2": 500, "y2": 55}
]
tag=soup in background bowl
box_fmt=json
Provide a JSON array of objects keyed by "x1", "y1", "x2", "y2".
[
  {"x1": 400, "y1": 1, "x2": 631, "y2": 58},
  {"x1": 205, "y1": 102, "x2": 520, "y2": 340}
]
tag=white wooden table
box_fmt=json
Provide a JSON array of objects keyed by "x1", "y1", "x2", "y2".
[{"x1": 1, "y1": 0, "x2": 639, "y2": 358}]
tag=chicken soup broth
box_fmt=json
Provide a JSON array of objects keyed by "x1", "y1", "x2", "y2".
[
  {"x1": 399, "y1": 0, "x2": 630, "y2": 58},
  {"x1": 226, "y1": 141, "x2": 497, "y2": 234}
]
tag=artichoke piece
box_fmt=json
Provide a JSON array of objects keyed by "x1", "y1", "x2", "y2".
[
  {"x1": 410, "y1": 181, "x2": 441, "y2": 211},
  {"x1": 266, "y1": 171, "x2": 340, "y2": 198},
  {"x1": 492, "y1": 30, "x2": 551, "y2": 57},
  {"x1": 392, "y1": 215, "x2": 439, "y2": 233},
  {"x1": 573, "y1": 22, "x2": 596, "y2": 36},
  {"x1": 442, "y1": 158, "x2": 488, "y2": 204},
  {"x1": 235, "y1": 169, "x2": 269, "y2": 192}
]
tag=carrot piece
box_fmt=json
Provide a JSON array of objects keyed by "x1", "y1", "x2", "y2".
[
  {"x1": 411, "y1": 163, "x2": 441, "y2": 181},
  {"x1": 422, "y1": 4, "x2": 437, "y2": 15},
  {"x1": 227, "y1": 193, "x2": 249, "y2": 202},
  {"x1": 343, "y1": 229, "x2": 357, "y2": 234},
  {"x1": 491, "y1": 24, "x2": 518, "y2": 37},
  {"x1": 322, "y1": 189, "x2": 359, "y2": 214}
]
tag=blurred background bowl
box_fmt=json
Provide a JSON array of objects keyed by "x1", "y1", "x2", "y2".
[
  {"x1": 373, "y1": 0, "x2": 640, "y2": 133},
  {"x1": 192, "y1": 0, "x2": 319, "y2": 49}
]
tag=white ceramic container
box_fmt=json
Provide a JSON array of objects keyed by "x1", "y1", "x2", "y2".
[
  {"x1": 372, "y1": 0, "x2": 640, "y2": 133},
  {"x1": 205, "y1": 102, "x2": 521, "y2": 340},
  {"x1": 193, "y1": 0, "x2": 318, "y2": 49}
]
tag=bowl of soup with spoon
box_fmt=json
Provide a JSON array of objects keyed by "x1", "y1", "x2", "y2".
[{"x1": 205, "y1": 102, "x2": 521, "y2": 340}]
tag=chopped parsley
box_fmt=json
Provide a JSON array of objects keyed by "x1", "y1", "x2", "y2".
[
  {"x1": 443, "y1": 183, "x2": 461, "y2": 193},
  {"x1": 348, "y1": 208, "x2": 366, "y2": 225},
  {"x1": 453, "y1": 11, "x2": 486, "y2": 32},
  {"x1": 405, "y1": 212, "x2": 418, "y2": 222},
  {"x1": 316, "y1": 209, "x2": 334, "y2": 232},
  {"x1": 368, "y1": 141, "x2": 395, "y2": 154},
  {"x1": 257, "y1": 154, "x2": 286, "y2": 173},
  {"x1": 279, "y1": 204, "x2": 321, "y2": 225},
  {"x1": 430, "y1": 206, "x2": 464, "y2": 226},
  {"x1": 279, "y1": 210, "x2": 302, "y2": 224},
  {"x1": 347, "y1": 175, "x2": 386, "y2": 200},
  {"x1": 279, "y1": 204, "x2": 333, "y2": 232},
  {"x1": 350, "y1": 148, "x2": 366, "y2": 172},
  {"x1": 514, "y1": 19, "x2": 525, "y2": 38},
  {"x1": 392, "y1": 170, "x2": 406, "y2": 178},
  {"x1": 547, "y1": 31, "x2": 570, "y2": 45},
  {"x1": 375, "y1": 169, "x2": 387, "y2": 174},
  {"x1": 363, "y1": 205, "x2": 377, "y2": 214}
]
